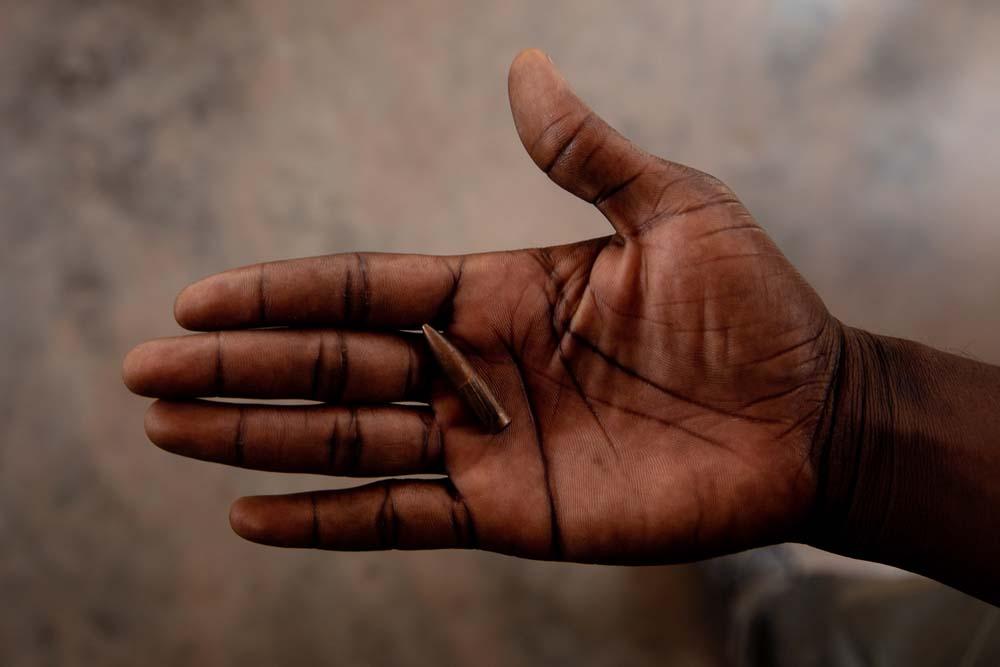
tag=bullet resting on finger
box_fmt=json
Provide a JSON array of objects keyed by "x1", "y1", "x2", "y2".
[{"x1": 421, "y1": 324, "x2": 511, "y2": 433}]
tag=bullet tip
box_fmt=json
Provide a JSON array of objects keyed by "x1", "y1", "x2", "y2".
[{"x1": 421, "y1": 323, "x2": 512, "y2": 433}]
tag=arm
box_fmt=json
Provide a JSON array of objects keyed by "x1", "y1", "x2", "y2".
[{"x1": 813, "y1": 328, "x2": 1000, "y2": 602}]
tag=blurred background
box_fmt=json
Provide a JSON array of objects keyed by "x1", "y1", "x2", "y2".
[{"x1": 2, "y1": 1, "x2": 1000, "y2": 665}]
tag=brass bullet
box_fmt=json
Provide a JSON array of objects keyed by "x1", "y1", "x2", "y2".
[{"x1": 421, "y1": 324, "x2": 511, "y2": 433}]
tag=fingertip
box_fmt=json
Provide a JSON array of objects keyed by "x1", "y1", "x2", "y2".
[
  {"x1": 507, "y1": 48, "x2": 669, "y2": 231},
  {"x1": 507, "y1": 47, "x2": 584, "y2": 173},
  {"x1": 510, "y1": 47, "x2": 552, "y2": 71},
  {"x1": 143, "y1": 400, "x2": 168, "y2": 446},
  {"x1": 173, "y1": 277, "x2": 221, "y2": 331},
  {"x1": 122, "y1": 342, "x2": 153, "y2": 395},
  {"x1": 229, "y1": 496, "x2": 266, "y2": 542},
  {"x1": 174, "y1": 270, "x2": 257, "y2": 331},
  {"x1": 508, "y1": 47, "x2": 564, "y2": 103},
  {"x1": 143, "y1": 400, "x2": 193, "y2": 455},
  {"x1": 229, "y1": 494, "x2": 314, "y2": 547},
  {"x1": 172, "y1": 283, "x2": 197, "y2": 330}
]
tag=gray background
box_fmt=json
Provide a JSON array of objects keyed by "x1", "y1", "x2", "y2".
[{"x1": 2, "y1": 1, "x2": 999, "y2": 665}]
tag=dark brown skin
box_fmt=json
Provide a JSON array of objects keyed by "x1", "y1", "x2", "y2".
[{"x1": 124, "y1": 50, "x2": 1000, "y2": 604}]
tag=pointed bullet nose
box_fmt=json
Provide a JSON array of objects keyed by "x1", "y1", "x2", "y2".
[
  {"x1": 421, "y1": 325, "x2": 452, "y2": 367},
  {"x1": 421, "y1": 323, "x2": 467, "y2": 383}
]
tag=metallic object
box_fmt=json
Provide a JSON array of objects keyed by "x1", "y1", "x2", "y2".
[{"x1": 421, "y1": 324, "x2": 511, "y2": 433}]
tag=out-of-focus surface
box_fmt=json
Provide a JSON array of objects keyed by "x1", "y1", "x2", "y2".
[{"x1": 2, "y1": 1, "x2": 999, "y2": 665}]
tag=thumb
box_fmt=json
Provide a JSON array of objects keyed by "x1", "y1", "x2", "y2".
[{"x1": 508, "y1": 49, "x2": 698, "y2": 237}]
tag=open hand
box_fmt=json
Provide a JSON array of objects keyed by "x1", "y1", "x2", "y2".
[{"x1": 124, "y1": 50, "x2": 842, "y2": 563}]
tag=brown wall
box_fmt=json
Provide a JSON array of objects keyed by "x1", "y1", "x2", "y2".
[{"x1": 2, "y1": 1, "x2": 998, "y2": 664}]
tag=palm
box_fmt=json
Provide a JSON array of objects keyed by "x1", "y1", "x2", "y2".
[
  {"x1": 125, "y1": 50, "x2": 840, "y2": 562},
  {"x1": 443, "y1": 185, "x2": 836, "y2": 561}
]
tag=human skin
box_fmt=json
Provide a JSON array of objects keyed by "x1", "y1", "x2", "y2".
[{"x1": 124, "y1": 50, "x2": 1000, "y2": 604}]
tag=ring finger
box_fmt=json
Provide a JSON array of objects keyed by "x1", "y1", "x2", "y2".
[{"x1": 145, "y1": 400, "x2": 445, "y2": 476}]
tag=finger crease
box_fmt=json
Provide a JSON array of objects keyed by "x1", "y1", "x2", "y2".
[
  {"x1": 327, "y1": 411, "x2": 340, "y2": 473},
  {"x1": 429, "y1": 257, "x2": 466, "y2": 327},
  {"x1": 420, "y1": 413, "x2": 444, "y2": 469},
  {"x1": 420, "y1": 413, "x2": 432, "y2": 466},
  {"x1": 576, "y1": 132, "x2": 608, "y2": 175},
  {"x1": 214, "y1": 331, "x2": 224, "y2": 395},
  {"x1": 356, "y1": 253, "x2": 371, "y2": 325},
  {"x1": 542, "y1": 111, "x2": 594, "y2": 174},
  {"x1": 377, "y1": 483, "x2": 398, "y2": 549},
  {"x1": 592, "y1": 160, "x2": 651, "y2": 206},
  {"x1": 342, "y1": 260, "x2": 353, "y2": 322},
  {"x1": 333, "y1": 331, "x2": 349, "y2": 403},
  {"x1": 257, "y1": 263, "x2": 268, "y2": 323},
  {"x1": 345, "y1": 407, "x2": 362, "y2": 473},
  {"x1": 311, "y1": 334, "x2": 326, "y2": 401},
  {"x1": 447, "y1": 483, "x2": 478, "y2": 549},
  {"x1": 529, "y1": 109, "x2": 574, "y2": 156},
  {"x1": 404, "y1": 343, "x2": 417, "y2": 398},
  {"x1": 310, "y1": 492, "x2": 321, "y2": 548},
  {"x1": 233, "y1": 406, "x2": 246, "y2": 465}
]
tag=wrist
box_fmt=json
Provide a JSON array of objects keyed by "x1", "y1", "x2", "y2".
[
  {"x1": 805, "y1": 326, "x2": 945, "y2": 564},
  {"x1": 806, "y1": 325, "x2": 1000, "y2": 598}
]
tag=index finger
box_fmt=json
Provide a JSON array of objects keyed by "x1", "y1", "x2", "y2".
[{"x1": 174, "y1": 252, "x2": 463, "y2": 331}]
